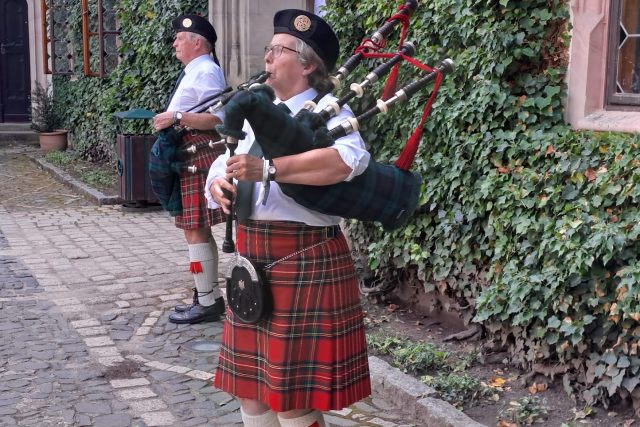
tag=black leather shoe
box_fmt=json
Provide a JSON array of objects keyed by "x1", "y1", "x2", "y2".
[
  {"x1": 175, "y1": 288, "x2": 198, "y2": 313},
  {"x1": 169, "y1": 297, "x2": 225, "y2": 324}
]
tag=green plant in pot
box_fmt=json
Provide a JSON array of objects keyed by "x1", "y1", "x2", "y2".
[{"x1": 31, "y1": 81, "x2": 68, "y2": 153}]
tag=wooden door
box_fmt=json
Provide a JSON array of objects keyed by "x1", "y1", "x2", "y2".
[{"x1": 0, "y1": 0, "x2": 31, "y2": 122}]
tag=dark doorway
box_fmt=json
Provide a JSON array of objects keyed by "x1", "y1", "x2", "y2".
[{"x1": 0, "y1": 0, "x2": 31, "y2": 122}]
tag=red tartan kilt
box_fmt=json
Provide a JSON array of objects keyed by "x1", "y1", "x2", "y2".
[
  {"x1": 174, "y1": 131, "x2": 225, "y2": 230},
  {"x1": 214, "y1": 220, "x2": 371, "y2": 411}
]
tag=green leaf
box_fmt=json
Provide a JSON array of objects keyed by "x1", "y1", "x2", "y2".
[{"x1": 547, "y1": 316, "x2": 561, "y2": 329}]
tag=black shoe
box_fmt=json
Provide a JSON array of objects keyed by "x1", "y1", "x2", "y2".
[
  {"x1": 169, "y1": 297, "x2": 225, "y2": 324},
  {"x1": 175, "y1": 287, "x2": 198, "y2": 313}
]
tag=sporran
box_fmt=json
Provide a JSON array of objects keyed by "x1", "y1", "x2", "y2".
[{"x1": 225, "y1": 254, "x2": 271, "y2": 324}]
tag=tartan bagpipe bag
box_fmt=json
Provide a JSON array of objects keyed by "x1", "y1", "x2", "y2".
[
  {"x1": 149, "y1": 128, "x2": 187, "y2": 216},
  {"x1": 215, "y1": 85, "x2": 422, "y2": 231}
]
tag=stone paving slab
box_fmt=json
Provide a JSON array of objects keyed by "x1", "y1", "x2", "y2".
[{"x1": 0, "y1": 146, "x2": 485, "y2": 427}]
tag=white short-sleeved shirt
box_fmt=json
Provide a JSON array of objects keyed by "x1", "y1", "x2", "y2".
[
  {"x1": 167, "y1": 54, "x2": 226, "y2": 121},
  {"x1": 205, "y1": 87, "x2": 371, "y2": 226}
]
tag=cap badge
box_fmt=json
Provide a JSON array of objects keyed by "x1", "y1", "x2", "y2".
[
  {"x1": 293, "y1": 15, "x2": 312, "y2": 32},
  {"x1": 182, "y1": 18, "x2": 192, "y2": 28}
]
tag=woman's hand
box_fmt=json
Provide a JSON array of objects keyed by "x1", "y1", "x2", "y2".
[
  {"x1": 226, "y1": 154, "x2": 264, "y2": 182},
  {"x1": 209, "y1": 176, "x2": 235, "y2": 214}
]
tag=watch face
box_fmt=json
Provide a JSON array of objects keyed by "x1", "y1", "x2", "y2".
[
  {"x1": 176, "y1": 112, "x2": 183, "y2": 120},
  {"x1": 268, "y1": 166, "x2": 276, "y2": 174}
]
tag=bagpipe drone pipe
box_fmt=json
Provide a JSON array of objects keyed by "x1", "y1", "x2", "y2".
[{"x1": 216, "y1": 0, "x2": 454, "y2": 231}]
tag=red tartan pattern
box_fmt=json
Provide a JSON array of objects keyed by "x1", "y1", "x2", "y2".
[
  {"x1": 214, "y1": 220, "x2": 371, "y2": 412},
  {"x1": 174, "y1": 131, "x2": 226, "y2": 230}
]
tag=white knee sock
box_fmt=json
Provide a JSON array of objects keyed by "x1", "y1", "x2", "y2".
[
  {"x1": 277, "y1": 410, "x2": 326, "y2": 427},
  {"x1": 240, "y1": 408, "x2": 281, "y2": 427},
  {"x1": 188, "y1": 239, "x2": 220, "y2": 306}
]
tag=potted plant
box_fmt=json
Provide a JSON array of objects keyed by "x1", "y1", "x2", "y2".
[{"x1": 30, "y1": 81, "x2": 68, "y2": 152}]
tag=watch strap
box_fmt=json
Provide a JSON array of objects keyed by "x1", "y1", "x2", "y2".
[{"x1": 268, "y1": 159, "x2": 276, "y2": 181}]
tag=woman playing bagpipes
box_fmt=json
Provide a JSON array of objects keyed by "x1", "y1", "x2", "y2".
[
  {"x1": 205, "y1": 9, "x2": 371, "y2": 427},
  {"x1": 204, "y1": 0, "x2": 455, "y2": 424}
]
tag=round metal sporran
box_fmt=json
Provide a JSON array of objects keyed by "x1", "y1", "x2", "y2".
[{"x1": 225, "y1": 254, "x2": 271, "y2": 324}]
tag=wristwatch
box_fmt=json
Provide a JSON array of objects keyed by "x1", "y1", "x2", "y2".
[
  {"x1": 175, "y1": 111, "x2": 183, "y2": 125},
  {"x1": 267, "y1": 159, "x2": 277, "y2": 181}
]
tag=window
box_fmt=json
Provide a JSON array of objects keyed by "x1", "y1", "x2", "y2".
[
  {"x1": 81, "y1": 0, "x2": 120, "y2": 77},
  {"x1": 566, "y1": 0, "x2": 640, "y2": 133},
  {"x1": 41, "y1": 0, "x2": 74, "y2": 74},
  {"x1": 41, "y1": 0, "x2": 119, "y2": 76},
  {"x1": 607, "y1": 0, "x2": 640, "y2": 107}
]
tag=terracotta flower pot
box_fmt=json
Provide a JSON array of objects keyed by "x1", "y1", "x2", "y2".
[{"x1": 39, "y1": 129, "x2": 68, "y2": 153}]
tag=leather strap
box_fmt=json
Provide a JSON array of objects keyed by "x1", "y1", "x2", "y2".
[
  {"x1": 165, "y1": 70, "x2": 185, "y2": 110},
  {"x1": 235, "y1": 142, "x2": 263, "y2": 223},
  {"x1": 235, "y1": 102, "x2": 291, "y2": 222}
]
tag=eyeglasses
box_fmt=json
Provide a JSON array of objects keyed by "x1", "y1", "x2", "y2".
[{"x1": 264, "y1": 44, "x2": 298, "y2": 58}]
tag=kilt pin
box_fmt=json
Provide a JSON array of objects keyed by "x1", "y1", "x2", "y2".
[
  {"x1": 174, "y1": 131, "x2": 226, "y2": 230},
  {"x1": 214, "y1": 220, "x2": 371, "y2": 411}
]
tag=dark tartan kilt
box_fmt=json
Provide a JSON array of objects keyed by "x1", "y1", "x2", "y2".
[
  {"x1": 214, "y1": 220, "x2": 371, "y2": 411},
  {"x1": 174, "y1": 131, "x2": 225, "y2": 230}
]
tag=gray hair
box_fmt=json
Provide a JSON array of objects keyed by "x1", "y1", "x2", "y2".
[
  {"x1": 294, "y1": 39, "x2": 333, "y2": 94},
  {"x1": 188, "y1": 32, "x2": 213, "y2": 54}
]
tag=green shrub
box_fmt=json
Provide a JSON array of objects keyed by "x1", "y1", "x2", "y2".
[
  {"x1": 325, "y1": 0, "x2": 640, "y2": 405},
  {"x1": 31, "y1": 81, "x2": 63, "y2": 133},
  {"x1": 498, "y1": 395, "x2": 549, "y2": 426},
  {"x1": 422, "y1": 373, "x2": 491, "y2": 410},
  {"x1": 44, "y1": 150, "x2": 73, "y2": 167},
  {"x1": 76, "y1": 168, "x2": 116, "y2": 189},
  {"x1": 367, "y1": 333, "x2": 449, "y2": 375}
]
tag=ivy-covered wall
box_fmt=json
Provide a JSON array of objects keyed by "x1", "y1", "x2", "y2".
[
  {"x1": 54, "y1": 0, "x2": 208, "y2": 162},
  {"x1": 324, "y1": 0, "x2": 640, "y2": 406}
]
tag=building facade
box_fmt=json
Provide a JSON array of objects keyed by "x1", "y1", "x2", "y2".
[{"x1": 2, "y1": 0, "x2": 639, "y2": 134}]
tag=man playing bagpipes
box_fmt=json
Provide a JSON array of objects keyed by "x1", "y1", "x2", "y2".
[
  {"x1": 151, "y1": 14, "x2": 227, "y2": 325},
  {"x1": 205, "y1": 9, "x2": 371, "y2": 427}
]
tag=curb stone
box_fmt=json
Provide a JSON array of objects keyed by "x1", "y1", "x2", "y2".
[
  {"x1": 369, "y1": 356, "x2": 488, "y2": 427},
  {"x1": 26, "y1": 153, "x2": 122, "y2": 205}
]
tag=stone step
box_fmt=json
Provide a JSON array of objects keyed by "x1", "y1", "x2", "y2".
[
  {"x1": 0, "y1": 122, "x2": 39, "y2": 144},
  {"x1": 0, "y1": 130, "x2": 39, "y2": 144},
  {"x1": 0, "y1": 122, "x2": 32, "y2": 132}
]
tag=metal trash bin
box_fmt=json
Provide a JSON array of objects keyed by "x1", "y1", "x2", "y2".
[{"x1": 113, "y1": 109, "x2": 160, "y2": 211}]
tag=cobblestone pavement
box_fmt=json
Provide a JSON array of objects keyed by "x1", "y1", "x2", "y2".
[{"x1": 0, "y1": 145, "x2": 422, "y2": 427}]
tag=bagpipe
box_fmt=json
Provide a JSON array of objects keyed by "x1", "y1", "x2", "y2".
[
  {"x1": 216, "y1": 0, "x2": 453, "y2": 232},
  {"x1": 220, "y1": 0, "x2": 455, "y2": 324}
]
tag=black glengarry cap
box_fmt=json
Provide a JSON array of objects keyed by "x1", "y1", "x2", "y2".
[
  {"x1": 172, "y1": 14, "x2": 219, "y2": 65},
  {"x1": 273, "y1": 9, "x2": 339, "y2": 71}
]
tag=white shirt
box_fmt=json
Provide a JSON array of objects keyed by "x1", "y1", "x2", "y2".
[
  {"x1": 167, "y1": 54, "x2": 226, "y2": 120},
  {"x1": 205, "y1": 87, "x2": 371, "y2": 226}
]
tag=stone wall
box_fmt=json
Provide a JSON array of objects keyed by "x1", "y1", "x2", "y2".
[{"x1": 210, "y1": 0, "x2": 313, "y2": 88}]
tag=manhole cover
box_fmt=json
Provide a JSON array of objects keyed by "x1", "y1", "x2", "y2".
[{"x1": 185, "y1": 340, "x2": 220, "y2": 352}]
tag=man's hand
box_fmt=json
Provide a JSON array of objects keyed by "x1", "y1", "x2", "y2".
[{"x1": 153, "y1": 111, "x2": 175, "y2": 131}]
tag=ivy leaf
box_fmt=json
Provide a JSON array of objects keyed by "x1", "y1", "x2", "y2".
[
  {"x1": 617, "y1": 355, "x2": 631, "y2": 368},
  {"x1": 562, "y1": 185, "x2": 579, "y2": 201},
  {"x1": 547, "y1": 316, "x2": 561, "y2": 329},
  {"x1": 623, "y1": 376, "x2": 640, "y2": 392},
  {"x1": 603, "y1": 351, "x2": 618, "y2": 366}
]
